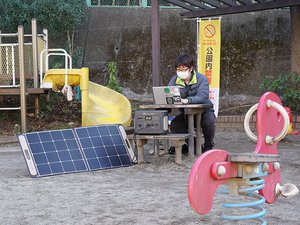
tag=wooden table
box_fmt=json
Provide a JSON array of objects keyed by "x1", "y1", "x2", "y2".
[{"x1": 139, "y1": 103, "x2": 212, "y2": 158}]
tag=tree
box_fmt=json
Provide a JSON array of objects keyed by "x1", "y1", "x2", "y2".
[
  {"x1": 0, "y1": 0, "x2": 32, "y2": 32},
  {"x1": 32, "y1": 0, "x2": 87, "y2": 57},
  {"x1": 0, "y1": 0, "x2": 87, "y2": 57}
]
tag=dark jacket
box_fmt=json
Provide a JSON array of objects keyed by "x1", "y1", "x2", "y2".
[{"x1": 168, "y1": 70, "x2": 212, "y2": 105}]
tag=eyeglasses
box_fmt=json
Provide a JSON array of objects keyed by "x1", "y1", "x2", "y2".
[{"x1": 176, "y1": 67, "x2": 190, "y2": 72}]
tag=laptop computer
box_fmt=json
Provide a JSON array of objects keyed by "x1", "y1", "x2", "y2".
[{"x1": 152, "y1": 86, "x2": 183, "y2": 104}]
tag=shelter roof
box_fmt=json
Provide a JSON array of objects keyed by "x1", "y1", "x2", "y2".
[{"x1": 164, "y1": 0, "x2": 300, "y2": 18}]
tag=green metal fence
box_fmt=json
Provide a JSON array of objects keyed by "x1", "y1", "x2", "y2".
[{"x1": 87, "y1": 0, "x2": 176, "y2": 7}]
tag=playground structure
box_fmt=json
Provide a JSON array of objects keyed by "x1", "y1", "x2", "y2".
[
  {"x1": 0, "y1": 19, "x2": 47, "y2": 133},
  {"x1": 0, "y1": 19, "x2": 132, "y2": 133},
  {"x1": 188, "y1": 92, "x2": 298, "y2": 224}
]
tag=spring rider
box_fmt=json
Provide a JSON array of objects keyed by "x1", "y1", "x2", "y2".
[{"x1": 188, "y1": 92, "x2": 299, "y2": 224}]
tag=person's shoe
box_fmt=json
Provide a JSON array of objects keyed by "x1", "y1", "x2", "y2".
[
  {"x1": 168, "y1": 144, "x2": 189, "y2": 155},
  {"x1": 201, "y1": 143, "x2": 214, "y2": 153},
  {"x1": 168, "y1": 146, "x2": 175, "y2": 155},
  {"x1": 181, "y1": 144, "x2": 189, "y2": 155}
]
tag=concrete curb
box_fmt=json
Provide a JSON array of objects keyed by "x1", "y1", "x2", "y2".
[{"x1": 0, "y1": 136, "x2": 18, "y2": 145}]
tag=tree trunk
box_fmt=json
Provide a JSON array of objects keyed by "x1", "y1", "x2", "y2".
[{"x1": 290, "y1": 6, "x2": 300, "y2": 74}]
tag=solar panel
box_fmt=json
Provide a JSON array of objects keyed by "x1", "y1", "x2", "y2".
[
  {"x1": 74, "y1": 125, "x2": 134, "y2": 171},
  {"x1": 18, "y1": 129, "x2": 88, "y2": 177},
  {"x1": 18, "y1": 125, "x2": 135, "y2": 177}
]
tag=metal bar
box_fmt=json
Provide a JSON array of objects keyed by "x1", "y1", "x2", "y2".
[
  {"x1": 39, "y1": 49, "x2": 45, "y2": 86},
  {"x1": 64, "y1": 52, "x2": 68, "y2": 86},
  {"x1": 0, "y1": 31, "x2": 2, "y2": 83},
  {"x1": 0, "y1": 33, "x2": 18, "y2": 37},
  {"x1": 43, "y1": 28, "x2": 48, "y2": 78},
  {"x1": 32, "y1": 18, "x2": 38, "y2": 88},
  {"x1": 32, "y1": 18, "x2": 39, "y2": 116},
  {"x1": 0, "y1": 107, "x2": 21, "y2": 110},
  {"x1": 40, "y1": 49, "x2": 72, "y2": 88},
  {"x1": 5, "y1": 46, "x2": 8, "y2": 75},
  {"x1": 151, "y1": 0, "x2": 161, "y2": 86},
  {"x1": 18, "y1": 25, "x2": 27, "y2": 133},
  {"x1": 44, "y1": 29, "x2": 48, "y2": 49},
  {"x1": 181, "y1": 0, "x2": 300, "y2": 17},
  {"x1": 0, "y1": 85, "x2": 20, "y2": 88},
  {"x1": 46, "y1": 53, "x2": 72, "y2": 69},
  {"x1": 12, "y1": 46, "x2": 15, "y2": 86},
  {"x1": 0, "y1": 43, "x2": 31, "y2": 47}
]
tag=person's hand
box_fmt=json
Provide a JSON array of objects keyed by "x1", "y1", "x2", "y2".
[{"x1": 181, "y1": 98, "x2": 189, "y2": 104}]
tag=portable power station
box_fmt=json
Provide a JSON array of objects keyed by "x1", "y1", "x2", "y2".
[{"x1": 134, "y1": 110, "x2": 169, "y2": 134}]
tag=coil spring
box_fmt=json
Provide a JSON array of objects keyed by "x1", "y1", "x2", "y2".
[{"x1": 222, "y1": 178, "x2": 267, "y2": 225}]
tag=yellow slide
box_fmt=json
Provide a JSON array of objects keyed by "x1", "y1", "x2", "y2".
[{"x1": 42, "y1": 68, "x2": 132, "y2": 127}]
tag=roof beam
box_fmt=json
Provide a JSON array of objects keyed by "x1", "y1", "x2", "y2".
[
  {"x1": 166, "y1": 0, "x2": 199, "y2": 10},
  {"x1": 218, "y1": 0, "x2": 238, "y2": 6},
  {"x1": 184, "y1": 0, "x2": 213, "y2": 9},
  {"x1": 236, "y1": 0, "x2": 252, "y2": 5},
  {"x1": 181, "y1": 0, "x2": 300, "y2": 18},
  {"x1": 201, "y1": 0, "x2": 226, "y2": 8}
]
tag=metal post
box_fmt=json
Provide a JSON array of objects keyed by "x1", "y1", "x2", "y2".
[
  {"x1": 18, "y1": 26, "x2": 27, "y2": 133},
  {"x1": 43, "y1": 28, "x2": 48, "y2": 51},
  {"x1": 42, "y1": 28, "x2": 48, "y2": 76},
  {"x1": 151, "y1": 0, "x2": 161, "y2": 86},
  {"x1": 32, "y1": 18, "x2": 40, "y2": 116},
  {"x1": 0, "y1": 30, "x2": 2, "y2": 103},
  {"x1": 32, "y1": 18, "x2": 38, "y2": 88}
]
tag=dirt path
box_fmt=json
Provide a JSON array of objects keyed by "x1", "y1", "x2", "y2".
[{"x1": 0, "y1": 130, "x2": 299, "y2": 225}]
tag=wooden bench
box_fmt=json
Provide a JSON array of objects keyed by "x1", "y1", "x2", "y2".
[{"x1": 133, "y1": 133, "x2": 190, "y2": 165}]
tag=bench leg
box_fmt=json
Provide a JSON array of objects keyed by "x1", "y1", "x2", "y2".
[
  {"x1": 128, "y1": 138, "x2": 136, "y2": 156},
  {"x1": 171, "y1": 140, "x2": 184, "y2": 165},
  {"x1": 154, "y1": 139, "x2": 159, "y2": 157},
  {"x1": 136, "y1": 139, "x2": 147, "y2": 163},
  {"x1": 159, "y1": 139, "x2": 169, "y2": 155},
  {"x1": 196, "y1": 113, "x2": 202, "y2": 155},
  {"x1": 188, "y1": 114, "x2": 195, "y2": 159}
]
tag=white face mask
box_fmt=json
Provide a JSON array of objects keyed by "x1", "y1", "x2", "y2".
[{"x1": 177, "y1": 70, "x2": 190, "y2": 80}]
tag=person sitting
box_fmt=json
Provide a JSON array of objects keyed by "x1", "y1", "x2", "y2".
[{"x1": 168, "y1": 54, "x2": 216, "y2": 154}]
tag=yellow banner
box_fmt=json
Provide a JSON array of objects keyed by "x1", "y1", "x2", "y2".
[{"x1": 197, "y1": 18, "x2": 221, "y2": 116}]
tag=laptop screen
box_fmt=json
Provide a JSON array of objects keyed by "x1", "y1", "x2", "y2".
[{"x1": 152, "y1": 86, "x2": 183, "y2": 104}]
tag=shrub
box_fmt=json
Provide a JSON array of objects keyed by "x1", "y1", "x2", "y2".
[
  {"x1": 107, "y1": 62, "x2": 122, "y2": 93},
  {"x1": 259, "y1": 72, "x2": 300, "y2": 114}
]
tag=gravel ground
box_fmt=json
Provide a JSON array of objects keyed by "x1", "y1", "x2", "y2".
[{"x1": 0, "y1": 130, "x2": 299, "y2": 225}]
